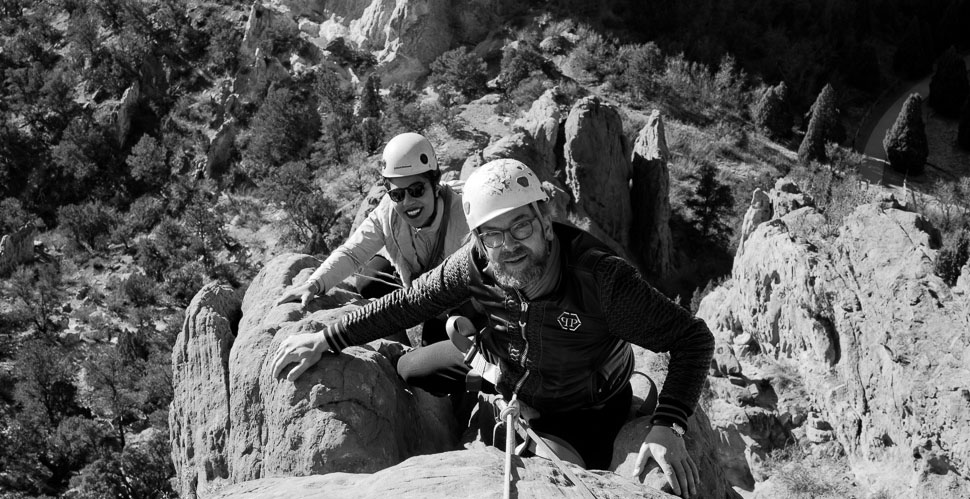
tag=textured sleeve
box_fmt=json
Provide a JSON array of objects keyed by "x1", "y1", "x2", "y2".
[
  {"x1": 596, "y1": 255, "x2": 714, "y2": 429},
  {"x1": 325, "y1": 242, "x2": 476, "y2": 351},
  {"x1": 306, "y1": 200, "x2": 390, "y2": 293}
]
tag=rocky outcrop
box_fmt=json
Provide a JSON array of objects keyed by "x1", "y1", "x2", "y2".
[
  {"x1": 630, "y1": 110, "x2": 673, "y2": 282},
  {"x1": 738, "y1": 188, "x2": 771, "y2": 252},
  {"x1": 205, "y1": 119, "x2": 238, "y2": 180},
  {"x1": 698, "y1": 181, "x2": 970, "y2": 495},
  {"x1": 515, "y1": 89, "x2": 564, "y2": 183},
  {"x1": 170, "y1": 284, "x2": 241, "y2": 498},
  {"x1": 171, "y1": 254, "x2": 457, "y2": 498},
  {"x1": 267, "y1": 0, "x2": 503, "y2": 86},
  {"x1": 0, "y1": 225, "x2": 36, "y2": 276},
  {"x1": 563, "y1": 96, "x2": 632, "y2": 249},
  {"x1": 622, "y1": 347, "x2": 744, "y2": 499},
  {"x1": 172, "y1": 256, "x2": 742, "y2": 498},
  {"x1": 209, "y1": 446, "x2": 675, "y2": 499},
  {"x1": 770, "y1": 178, "x2": 813, "y2": 218},
  {"x1": 114, "y1": 82, "x2": 140, "y2": 146},
  {"x1": 232, "y1": 52, "x2": 291, "y2": 103}
]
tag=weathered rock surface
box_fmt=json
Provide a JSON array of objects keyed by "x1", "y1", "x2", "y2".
[
  {"x1": 626, "y1": 347, "x2": 745, "y2": 499},
  {"x1": 205, "y1": 119, "x2": 238, "y2": 180},
  {"x1": 630, "y1": 110, "x2": 673, "y2": 283},
  {"x1": 0, "y1": 224, "x2": 36, "y2": 276},
  {"x1": 171, "y1": 254, "x2": 457, "y2": 498},
  {"x1": 170, "y1": 284, "x2": 242, "y2": 498},
  {"x1": 515, "y1": 89, "x2": 564, "y2": 183},
  {"x1": 173, "y1": 255, "x2": 743, "y2": 498},
  {"x1": 264, "y1": 0, "x2": 511, "y2": 85},
  {"x1": 209, "y1": 446, "x2": 674, "y2": 499},
  {"x1": 114, "y1": 82, "x2": 140, "y2": 146},
  {"x1": 698, "y1": 182, "x2": 970, "y2": 495},
  {"x1": 563, "y1": 96, "x2": 632, "y2": 249},
  {"x1": 770, "y1": 178, "x2": 813, "y2": 217},
  {"x1": 738, "y1": 188, "x2": 771, "y2": 252}
]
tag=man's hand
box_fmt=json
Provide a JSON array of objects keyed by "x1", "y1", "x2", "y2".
[
  {"x1": 633, "y1": 425, "x2": 699, "y2": 498},
  {"x1": 275, "y1": 281, "x2": 319, "y2": 308},
  {"x1": 272, "y1": 332, "x2": 330, "y2": 381}
]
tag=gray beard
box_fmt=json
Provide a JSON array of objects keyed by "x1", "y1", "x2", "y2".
[{"x1": 492, "y1": 249, "x2": 548, "y2": 289}]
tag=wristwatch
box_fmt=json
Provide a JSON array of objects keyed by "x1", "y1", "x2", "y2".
[{"x1": 651, "y1": 419, "x2": 686, "y2": 438}]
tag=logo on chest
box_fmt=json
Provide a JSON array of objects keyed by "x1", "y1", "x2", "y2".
[{"x1": 557, "y1": 311, "x2": 582, "y2": 331}]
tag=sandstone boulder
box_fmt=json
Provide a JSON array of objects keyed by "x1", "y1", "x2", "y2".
[
  {"x1": 171, "y1": 254, "x2": 457, "y2": 498},
  {"x1": 770, "y1": 178, "x2": 813, "y2": 217},
  {"x1": 114, "y1": 82, "x2": 140, "y2": 146},
  {"x1": 630, "y1": 110, "x2": 673, "y2": 283},
  {"x1": 170, "y1": 284, "x2": 241, "y2": 498},
  {"x1": 622, "y1": 347, "x2": 744, "y2": 499},
  {"x1": 738, "y1": 188, "x2": 771, "y2": 252},
  {"x1": 698, "y1": 192, "x2": 970, "y2": 496},
  {"x1": 563, "y1": 96, "x2": 632, "y2": 248},
  {"x1": 514, "y1": 88, "x2": 564, "y2": 183},
  {"x1": 209, "y1": 446, "x2": 675, "y2": 499},
  {"x1": 0, "y1": 224, "x2": 37, "y2": 276}
]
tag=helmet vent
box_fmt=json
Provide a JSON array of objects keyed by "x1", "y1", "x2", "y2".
[{"x1": 420, "y1": 153, "x2": 429, "y2": 164}]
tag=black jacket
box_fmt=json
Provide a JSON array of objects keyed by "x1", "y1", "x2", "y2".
[{"x1": 326, "y1": 223, "x2": 714, "y2": 427}]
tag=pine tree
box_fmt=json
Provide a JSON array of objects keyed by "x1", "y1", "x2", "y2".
[
  {"x1": 883, "y1": 93, "x2": 928, "y2": 175},
  {"x1": 684, "y1": 161, "x2": 734, "y2": 244},
  {"x1": 429, "y1": 46, "x2": 487, "y2": 100},
  {"x1": 753, "y1": 81, "x2": 791, "y2": 140},
  {"x1": 806, "y1": 83, "x2": 844, "y2": 144},
  {"x1": 958, "y1": 99, "x2": 970, "y2": 150},
  {"x1": 928, "y1": 47, "x2": 969, "y2": 119},
  {"x1": 358, "y1": 74, "x2": 382, "y2": 119},
  {"x1": 798, "y1": 84, "x2": 840, "y2": 164},
  {"x1": 798, "y1": 113, "x2": 826, "y2": 165}
]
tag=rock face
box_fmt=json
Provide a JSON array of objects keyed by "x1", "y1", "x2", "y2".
[
  {"x1": 172, "y1": 257, "x2": 742, "y2": 498},
  {"x1": 114, "y1": 82, "x2": 140, "y2": 146},
  {"x1": 630, "y1": 110, "x2": 673, "y2": 282},
  {"x1": 170, "y1": 254, "x2": 457, "y2": 498},
  {"x1": 170, "y1": 284, "x2": 241, "y2": 498},
  {"x1": 620, "y1": 347, "x2": 744, "y2": 499},
  {"x1": 264, "y1": 0, "x2": 509, "y2": 85},
  {"x1": 698, "y1": 182, "x2": 970, "y2": 495},
  {"x1": 209, "y1": 446, "x2": 675, "y2": 499},
  {"x1": 205, "y1": 119, "x2": 238, "y2": 180},
  {"x1": 770, "y1": 178, "x2": 813, "y2": 218},
  {"x1": 738, "y1": 188, "x2": 771, "y2": 252},
  {"x1": 516, "y1": 89, "x2": 564, "y2": 183},
  {"x1": 0, "y1": 224, "x2": 36, "y2": 276},
  {"x1": 563, "y1": 96, "x2": 632, "y2": 249}
]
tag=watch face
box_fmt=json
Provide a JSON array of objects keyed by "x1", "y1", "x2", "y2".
[{"x1": 671, "y1": 423, "x2": 685, "y2": 436}]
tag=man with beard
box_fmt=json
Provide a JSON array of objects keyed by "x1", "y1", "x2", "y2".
[
  {"x1": 272, "y1": 159, "x2": 714, "y2": 498},
  {"x1": 275, "y1": 132, "x2": 468, "y2": 345}
]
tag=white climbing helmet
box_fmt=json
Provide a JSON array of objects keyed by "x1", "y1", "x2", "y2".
[
  {"x1": 381, "y1": 132, "x2": 438, "y2": 178},
  {"x1": 462, "y1": 159, "x2": 548, "y2": 230}
]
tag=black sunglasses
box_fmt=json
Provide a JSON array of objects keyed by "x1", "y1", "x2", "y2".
[{"x1": 386, "y1": 181, "x2": 427, "y2": 202}]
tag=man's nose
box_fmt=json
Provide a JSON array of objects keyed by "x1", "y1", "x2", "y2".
[{"x1": 501, "y1": 233, "x2": 521, "y2": 249}]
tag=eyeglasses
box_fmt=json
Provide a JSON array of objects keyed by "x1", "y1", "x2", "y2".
[
  {"x1": 478, "y1": 218, "x2": 537, "y2": 248},
  {"x1": 386, "y1": 181, "x2": 427, "y2": 202}
]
